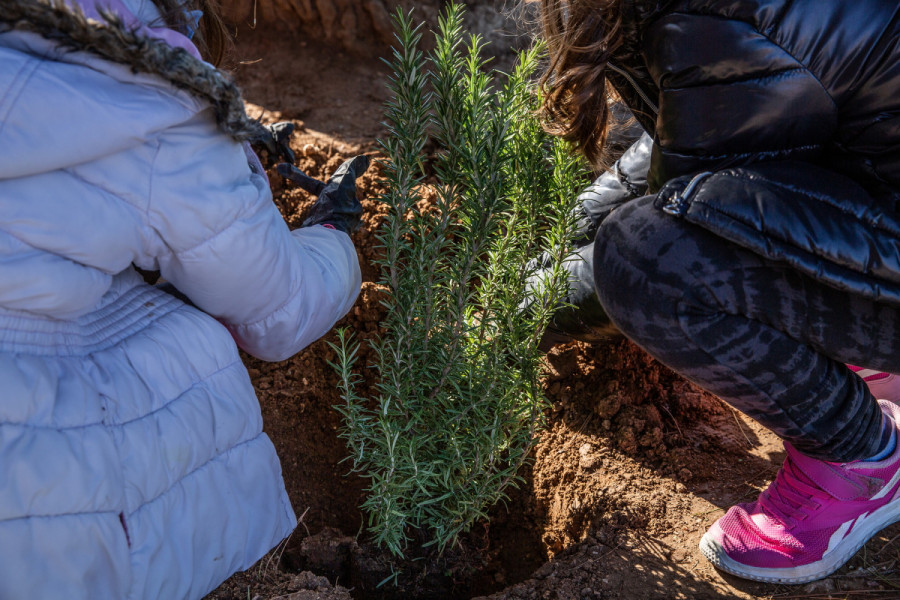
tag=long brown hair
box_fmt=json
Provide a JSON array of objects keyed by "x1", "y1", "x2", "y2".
[
  {"x1": 538, "y1": 0, "x2": 625, "y2": 168},
  {"x1": 151, "y1": 0, "x2": 230, "y2": 66}
]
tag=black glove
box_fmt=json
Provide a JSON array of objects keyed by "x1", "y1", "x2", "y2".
[
  {"x1": 250, "y1": 121, "x2": 296, "y2": 167},
  {"x1": 524, "y1": 133, "x2": 653, "y2": 350},
  {"x1": 276, "y1": 155, "x2": 371, "y2": 234},
  {"x1": 572, "y1": 132, "x2": 652, "y2": 246},
  {"x1": 525, "y1": 241, "x2": 620, "y2": 351}
]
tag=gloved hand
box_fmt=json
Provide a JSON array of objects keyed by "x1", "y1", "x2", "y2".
[
  {"x1": 250, "y1": 121, "x2": 296, "y2": 167},
  {"x1": 525, "y1": 241, "x2": 620, "y2": 351},
  {"x1": 571, "y1": 132, "x2": 652, "y2": 246},
  {"x1": 524, "y1": 132, "x2": 652, "y2": 350},
  {"x1": 276, "y1": 155, "x2": 371, "y2": 234}
]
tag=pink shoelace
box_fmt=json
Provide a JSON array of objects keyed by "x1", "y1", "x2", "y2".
[{"x1": 758, "y1": 456, "x2": 826, "y2": 527}]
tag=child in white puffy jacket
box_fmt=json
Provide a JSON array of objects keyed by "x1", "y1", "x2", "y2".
[{"x1": 0, "y1": 1, "x2": 364, "y2": 598}]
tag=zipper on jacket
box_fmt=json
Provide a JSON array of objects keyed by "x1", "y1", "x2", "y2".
[
  {"x1": 661, "y1": 171, "x2": 713, "y2": 216},
  {"x1": 607, "y1": 61, "x2": 659, "y2": 115}
]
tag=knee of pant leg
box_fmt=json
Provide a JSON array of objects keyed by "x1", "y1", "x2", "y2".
[{"x1": 592, "y1": 197, "x2": 699, "y2": 339}]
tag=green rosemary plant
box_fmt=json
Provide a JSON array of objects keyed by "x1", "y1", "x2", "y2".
[{"x1": 331, "y1": 3, "x2": 589, "y2": 556}]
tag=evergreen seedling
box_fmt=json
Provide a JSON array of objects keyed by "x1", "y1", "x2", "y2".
[{"x1": 331, "y1": 3, "x2": 589, "y2": 556}]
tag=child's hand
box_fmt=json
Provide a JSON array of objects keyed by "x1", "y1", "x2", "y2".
[{"x1": 277, "y1": 155, "x2": 371, "y2": 234}]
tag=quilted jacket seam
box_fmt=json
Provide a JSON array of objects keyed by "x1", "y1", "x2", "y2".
[
  {"x1": 688, "y1": 198, "x2": 895, "y2": 277},
  {"x1": 690, "y1": 199, "x2": 900, "y2": 290},
  {"x1": 0, "y1": 356, "x2": 243, "y2": 429},
  {"x1": 764, "y1": 0, "x2": 796, "y2": 37},
  {"x1": 842, "y1": 5, "x2": 900, "y2": 97},
  {"x1": 660, "y1": 143, "x2": 822, "y2": 161},
  {"x1": 665, "y1": 8, "x2": 838, "y2": 114},
  {"x1": 862, "y1": 156, "x2": 898, "y2": 191},
  {"x1": 717, "y1": 171, "x2": 900, "y2": 236},
  {"x1": 0, "y1": 161, "x2": 148, "y2": 274},
  {"x1": 662, "y1": 66, "x2": 805, "y2": 92},
  {"x1": 0, "y1": 290, "x2": 182, "y2": 356},
  {"x1": 0, "y1": 58, "x2": 39, "y2": 140},
  {"x1": 0, "y1": 433, "x2": 262, "y2": 524},
  {"x1": 0, "y1": 509, "x2": 121, "y2": 524},
  {"x1": 152, "y1": 191, "x2": 257, "y2": 259},
  {"x1": 121, "y1": 429, "x2": 263, "y2": 515}
]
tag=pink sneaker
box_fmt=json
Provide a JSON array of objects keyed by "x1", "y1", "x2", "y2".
[
  {"x1": 699, "y1": 400, "x2": 900, "y2": 584},
  {"x1": 848, "y1": 365, "x2": 900, "y2": 403}
]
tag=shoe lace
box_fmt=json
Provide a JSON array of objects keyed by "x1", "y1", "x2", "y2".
[{"x1": 758, "y1": 455, "x2": 828, "y2": 526}]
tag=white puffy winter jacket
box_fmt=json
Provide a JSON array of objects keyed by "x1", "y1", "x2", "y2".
[{"x1": 0, "y1": 2, "x2": 361, "y2": 599}]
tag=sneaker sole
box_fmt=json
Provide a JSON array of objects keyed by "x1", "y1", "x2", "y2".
[{"x1": 699, "y1": 495, "x2": 900, "y2": 584}]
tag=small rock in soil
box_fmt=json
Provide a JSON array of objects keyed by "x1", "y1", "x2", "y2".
[
  {"x1": 802, "y1": 578, "x2": 837, "y2": 594},
  {"x1": 669, "y1": 548, "x2": 689, "y2": 563},
  {"x1": 533, "y1": 562, "x2": 556, "y2": 580},
  {"x1": 293, "y1": 527, "x2": 355, "y2": 578},
  {"x1": 578, "y1": 444, "x2": 601, "y2": 470},
  {"x1": 290, "y1": 571, "x2": 332, "y2": 591}
]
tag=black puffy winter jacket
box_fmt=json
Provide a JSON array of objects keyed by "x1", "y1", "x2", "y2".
[
  {"x1": 613, "y1": 0, "x2": 900, "y2": 194},
  {"x1": 599, "y1": 0, "x2": 900, "y2": 305}
]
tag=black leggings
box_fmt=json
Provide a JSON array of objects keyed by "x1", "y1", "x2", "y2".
[{"x1": 593, "y1": 196, "x2": 890, "y2": 462}]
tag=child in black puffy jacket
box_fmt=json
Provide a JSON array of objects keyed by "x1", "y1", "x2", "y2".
[{"x1": 532, "y1": 0, "x2": 900, "y2": 584}]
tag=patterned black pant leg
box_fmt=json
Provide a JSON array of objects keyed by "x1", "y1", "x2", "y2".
[{"x1": 593, "y1": 195, "x2": 891, "y2": 462}]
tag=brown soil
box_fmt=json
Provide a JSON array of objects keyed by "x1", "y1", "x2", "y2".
[{"x1": 205, "y1": 21, "x2": 900, "y2": 600}]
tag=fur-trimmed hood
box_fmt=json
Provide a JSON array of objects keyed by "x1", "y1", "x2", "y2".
[{"x1": 0, "y1": 0, "x2": 265, "y2": 142}]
